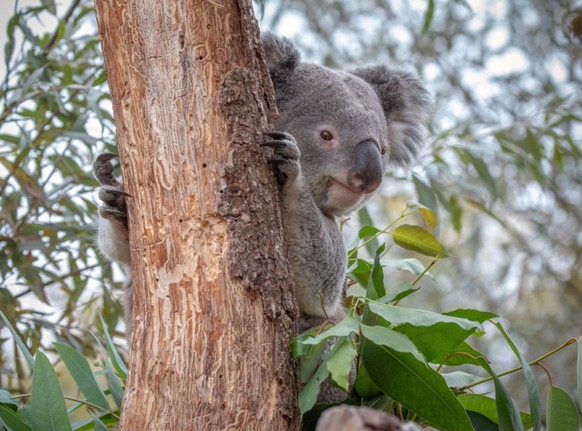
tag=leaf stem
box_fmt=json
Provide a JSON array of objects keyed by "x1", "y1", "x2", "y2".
[{"x1": 460, "y1": 337, "x2": 577, "y2": 391}]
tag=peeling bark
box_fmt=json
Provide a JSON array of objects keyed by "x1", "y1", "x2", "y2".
[{"x1": 94, "y1": 0, "x2": 300, "y2": 429}]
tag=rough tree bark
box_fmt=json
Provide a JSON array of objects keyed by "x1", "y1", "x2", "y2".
[{"x1": 94, "y1": 0, "x2": 300, "y2": 429}]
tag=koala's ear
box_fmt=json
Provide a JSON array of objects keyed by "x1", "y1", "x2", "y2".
[
  {"x1": 350, "y1": 65, "x2": 433, "y2": 166},
  {"x1": 261, "y1": 32, "x2": 301, "y2": 93}
]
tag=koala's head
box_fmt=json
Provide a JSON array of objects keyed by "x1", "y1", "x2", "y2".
[{"x1": 262, "y1": 33, "x2": 433, "y2": 217}]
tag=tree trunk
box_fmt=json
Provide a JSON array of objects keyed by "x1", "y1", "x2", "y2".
[{"x1": 94, "y1": 0, "x2": 300, "y2": 429}]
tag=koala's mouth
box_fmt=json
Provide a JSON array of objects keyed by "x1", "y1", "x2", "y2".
[{"x1": 326, "y1": 177, "x2": 365, "y2": 212}]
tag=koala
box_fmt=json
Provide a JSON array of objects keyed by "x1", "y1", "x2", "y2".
[{"x1": 94, "y1": 33, "x2": 431, "y2": 336}]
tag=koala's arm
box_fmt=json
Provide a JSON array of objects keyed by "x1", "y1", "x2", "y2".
[
  {"x1": 263, "y1": 132, "x2": 346, "y2": 320},
  {"x1": 93, "y1": 153, "x2": 131, "y2": 267},
  {"x1": 93, "y1": 153, "x2": 135, "y2": 334}
]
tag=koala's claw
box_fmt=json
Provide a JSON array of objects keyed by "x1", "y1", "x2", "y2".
[
  {"x1": 97, "y1": 187, "x2": 129, "y2": 225},
  {"x1": 262, "y1": 130, "x2": 300, "y2": 185},
  {"x1": 98, "y1": 206, "x2": 127, "y2": 221},
  {"x1": 93, "y1": 152, "x2": 122, "y2": 188}
]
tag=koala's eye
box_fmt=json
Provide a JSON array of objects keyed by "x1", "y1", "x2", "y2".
[
  {"x1": 381, "y1": 147, "x2": 386, "y2": 156},
  {"x1": 320, "y1": 130, "x2": 334, "y2": 141}
]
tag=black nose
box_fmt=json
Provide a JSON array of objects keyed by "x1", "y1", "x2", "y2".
[{"x1": 348, "y1": 140, "x2": 383, "y2": 193}]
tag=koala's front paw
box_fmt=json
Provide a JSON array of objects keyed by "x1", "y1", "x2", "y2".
[
  {"x1": 262, "y1": 131, "x2": 300, "y2": 185},
  {"x1": 93, "y1": 152, "x2": 122, "y2": 189},
  {"x1": 93, "y1": 152, "x2": 130, "y2": 226}
]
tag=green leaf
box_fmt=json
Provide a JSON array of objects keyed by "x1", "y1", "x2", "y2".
[
  {"x1": 297, "y1": 315, "x2": 360, "y2": 347},
  {"x1": 53, "y1": 342, "x2": 110, "y2": 411},
  {"x1": 433, "y1": 342, "x2": 485, "y2": 367},
  {"x1": 413, "y1": 176, "x2": 438, "y2": 212},
  {"x1": 381, "y1": 258, "x2": 433, "y2": 278},
  {"x1": 546, "y1": 386, "x2": 580, "y2": 431},
  {"x1": 493, "y1": 323, "x2": 541, "y2": 431},
  {"x1": 360, "y1": 324, "x2": 425, "y2": 362},
  {"x1": 440, "y1": 371, "x2": 480, "y2": 388},
  {"x1": 0, "y1": 311, "x2": 34, "y2": 368},
  {"x1": 477, "y1": 358, "x2": 524, "y2": 431},
  {"x1": 358, "y1": 225, "x2": 381, "y2": 239},
  {"x1": 298, "y1": 354, "x2": 333, "y2": 414},
  {"x1": 381, "y1": 283, "x2": 420, "y2": 304},
  {"x1": 392, "y1": 224, "x2": 449, "y2": 258},
  {"x1": 467, "y1": 152, "x2": 498, "y2": 201},
  {"x1": 30, "y1": 352, "x2": 73, "y2": 431},
  {"x1": 0, "y1": 404, "x2": 31, "y2": 431},
  {"x1": 92, "y1": 416, "x2": 110, "y2": 431},
  {"x1": 367, "y1": 245, "x2": 386, "y2": 300},
  {"x1": 419, "y1": 207, "x2": 437, "y2": 231},
  {"x1": 577, "y1": 336, "x2": 582, "y2": 413},
  {"x1": 395, "y1": 322, "x2": 478, "y2": 362},
  {"x1": 354, "y1": 363, "x2": 382, "y2": 399},
  {"x1": 326, "y1": 337, "x2": 356, "y2": 391},
  {"x1": 362, "y1": 339, "x2": 474, "y2": 431},
  {"x1": 0, "y1": 389, "x2": 18, "y2": 409},
  {"x1": 422, "y1": 0, "x2": 435, "y2": 33},
  {"x1": 368, "y1": 303, "x2": 479, "y2": 331},
  {"x1": 99, "y1": 315, "x2": 127, "y2": 379},
  {"x1": 459, "y1": 394, "x2": 532, "y2": 429},
  {"x1": 444, "y1": 309, "x2": 498, "y2": 323}
]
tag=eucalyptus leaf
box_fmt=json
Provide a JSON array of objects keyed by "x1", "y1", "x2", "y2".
[
  {"x1": 546, "y1": 385, "x2": 580, "y2": 431},
  {"x1": 30, "y1": 352, "x2": 73, "y2": 431},
  {"x1": 53, "y1": 342, "x2": 110, "y2": 411},
  {"x1": 392, "y1": 224, "x2": 449, "y2": 258},
  {"x1": 362, "y1": 339, "x2": 474, "y2": 431}
]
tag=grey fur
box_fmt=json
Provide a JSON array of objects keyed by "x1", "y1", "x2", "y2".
[
  {"x1": 95, "y1": 33, "x2": 432, "y2": 336},
  {"x1": 261, "y1": 32, "x2": 432, "y2": 322}
]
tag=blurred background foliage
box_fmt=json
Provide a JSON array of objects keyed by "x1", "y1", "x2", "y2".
[{"x1": 0, "y1": 0, "x2": 580, "y2": 409}]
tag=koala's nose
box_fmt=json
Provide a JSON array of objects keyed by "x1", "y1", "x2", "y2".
[{"x1": 348, "y1": 140, "x2": 383, "y2": 194}]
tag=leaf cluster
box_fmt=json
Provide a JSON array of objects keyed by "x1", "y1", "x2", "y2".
[{"x1": 296, "y1": 205, "x2": 581, "y2": 431}]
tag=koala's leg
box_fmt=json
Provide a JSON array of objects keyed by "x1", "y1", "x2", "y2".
[
  {"x1": 94, "y1": 153, "x2": 134, "y2": 336},
  {"x1": 263, "y1": 132, "x2": 347, "y2": 321}
]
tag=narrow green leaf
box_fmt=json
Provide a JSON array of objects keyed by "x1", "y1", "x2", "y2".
[
  {"x1": 0, "y1": 311, "x2": 34, "y2": 368},
  {"x1": 467, "y1": 153, "x2": 498, "y2": 201},
  {"x1": 362, "y1": 340, "x2": 474, "y2": 431},
  {"x1": 30, "y1": 352, "x2": 73, "y2": 431},
  {"x1": 354, "y1": 363, "x2": 382, "y2": 399},
  {"x1": 99, "y1": 315, "x2": 127, "y2": 379},
  {"x1": 368, "y1": 303, "x2": 479, "y2": 331},
  {"x1": 92, "y1": 416, "x2": 110, "y2": 431},
  {"x1": 299, "y1": 315, "x2": 360, "y2": 346},
  {"x1": 381, "y1": 258, "x2": 432, "y2": 278},
  {"x1": 90, "y1": 333, "x2": 124, "y2": 410},
  {"x1": 360, "y1": 324, "x2": 425, "y2": 362},
  {"x1": 0, "y1": 389, "x2": 18, "y2": 409},
  {"x1": 459, "y1": 394, "x2": 532, "y2": 429},
  {"x1": 53, "y1": 343, "x2": 110, "y2": 411},
  {"x1": 493, "y1": 323, "x2": 541, "y2": 431},
  {"x1": 419, "y1": 207, "x2": 437, "y2": 231},
  {"x1": 434, "y1": 342, "x2": 485, "y2": 367},
  {"x1": 578, "y1": 336, "x2": 582, "y2": 412},
  {"x1": 413, "y1": 176, "x2": 438, "y2": 212},
  {"x1": 326, "y1": 337, "x2": 356, "y2": 391},
  {"x1": 367, "y1": 245, "x2": 386, "y2": 300},
  {"x1": 0, "y1": 404, "x2": 31, "y2": 431},
  {"x1": 357, "y1": 207, "x2": 380, "y2": 255},
  {"x1": 358, "y1": 225, "x2": 381, "y2": 239},
  {"x1": 477, "y1": 358, "x2": 524, "y2": 431},
  {"x1": 422, "y1": 0, "x2": 435, "y2": 33},
  {"x1": 299, "y1": 355, "x2": 332, "y2": 414},
  {"x1": 444, "y1": 309, "x2": 498, "y2": 323},
  {"x1": 441, "y1": 371, "x2": 480, "y2": 388},
  {"x1": 546, "y1": 386, "x2": 580, "y2": 431},
  {"x1": 392, "y1": 224, "x2": 449, "y2": 258},
  {"x1": 381, "y1": 283, "x2": 420, "y2": 304}
]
